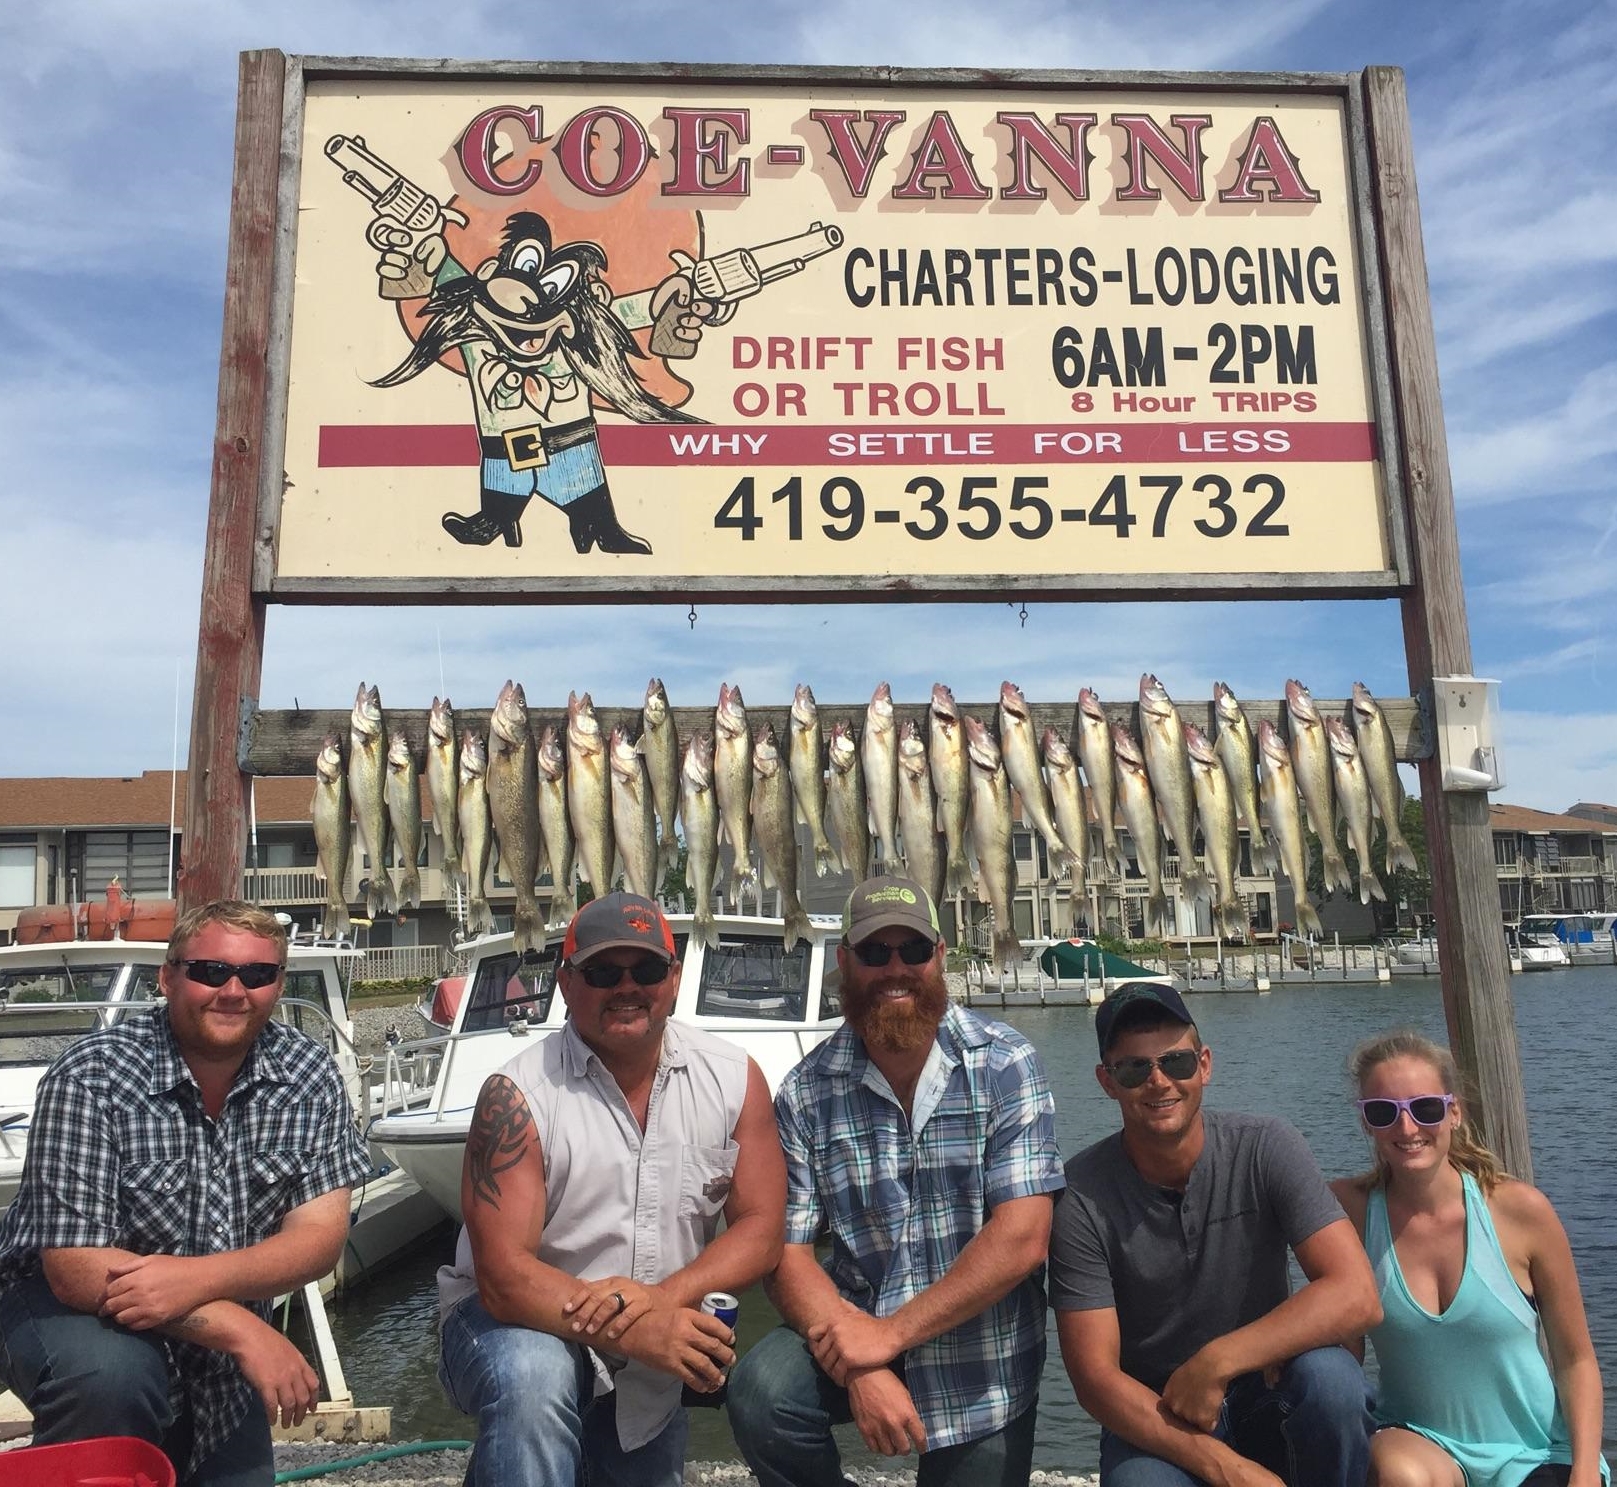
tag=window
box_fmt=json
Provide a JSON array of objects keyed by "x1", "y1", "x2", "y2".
[
  {"x1": 279, "y1": 969, "x2": 338, "y2": 1051},
  {"x1": 1252, "y1": 893, "x2": 1274, "y2": 933},
  {"x1": 1494, "y1": 835, "x2": 1517, "y2": 867},
  {"x1": 0, "y1": 841, "x2": 34, "y2": 908},
  {"x1": 462, "y1": 948, "x2": 558, "y2": 1033},
  {"x1": 688, "y1": 934, "x2": 811, "y2": 1022}
]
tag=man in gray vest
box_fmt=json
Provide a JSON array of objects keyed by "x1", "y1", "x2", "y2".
[
  {"x1": 1049, "y1": 983, "x2": 1380, "y2": 1487},
  {"x1": 436, "y1": 892, "x2": 785, "y2": 1486}
]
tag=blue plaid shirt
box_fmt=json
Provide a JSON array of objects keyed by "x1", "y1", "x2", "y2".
[
  {"x1": 776, "y1": 1003, "x2": 1064, "y2": 1449},
  {"x1": 0, "y1": 1005, "x2": 371, "y2": 1473}
]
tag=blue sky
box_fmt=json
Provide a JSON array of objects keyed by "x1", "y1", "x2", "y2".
[{"x1": 2, "y1": 0, "x2": 1612, "y2": 814}]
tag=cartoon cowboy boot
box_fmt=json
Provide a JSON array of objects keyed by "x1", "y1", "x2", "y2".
[
  {"x1": 563, "y1": 484, "x2": 652, "y2": 555},
  {"x1": 442, "y1": 489, "x2": 530, "y2": 547}
]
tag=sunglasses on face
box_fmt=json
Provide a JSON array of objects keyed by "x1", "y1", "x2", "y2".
[
  {"x1": 1357, "y1": 1094, "x2": 1455, "y2": 1129},
  {"x1": 577, "y1": 957, "x2": 670, "y2": 989},
  {"x1": 169, "y1": 959, "x2": 283, "y2": 990},
  {"x1": 849, "y1": 937, "x2": 937, "y2": 968},
  {"x1": 1105, "y1": 1048, "x2": 1202, "y2": 1088}
]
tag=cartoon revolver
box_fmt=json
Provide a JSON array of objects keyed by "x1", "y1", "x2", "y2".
[
  {"x1": 325, "y1": 135, "x2": 468, "y2": 298},
  {"x1": 649, "y1": 224, "x2": 845, "y2": 358}
]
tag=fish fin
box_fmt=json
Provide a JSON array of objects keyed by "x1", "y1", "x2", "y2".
[
  {"x1": 1181, "y1": 866, "x2": 1210, "y2": 899},
  {"x1": 1363, "y1": 868, "x2": 1387, "y2": 904},
  {"x1": 693, "y1": 906, "x2": 720, "y2": 950},
  {"x1": 1297, "y1": 900, "x2": 1324, "y2": 939},
  {"x1": 794, "y1": 797, "x2": 807, "y2": 827},
  {"x1": 513, "y1": 901, "x2": 544, "y2": 958},
  {"x1": 946, "y1": 850, "x2": 971, "y2": 896},
  {"x1": 783, "y1": 900, "x2": 813, "y2": 954},
  {"x1": 813, "y1": 838, "x2": 837, "y2": 878},
  {"x1": 442, "y1": 850, "x2": 462, "y2": 885},
  {"x1": 1327, "y1": 847, "x2": 1353, "y2": 894},
  {"x1": 1386, "y1": 838, "x2": 1418, "y2": 875},
  {"x1": 1147, "y1": 891, "x2": 1169, "y2": 935},
  {"x1": 993, "y1": 926, "x2": 1022, "y2": 972},
  {"x1": 1220, "y1": 901, "x2": 1249, "y2": 940},
  {"x1": 400, "y1": 867, "x2": 421, "y2": 911},
  {"x1": 760, "y1": 857, "x2": 775, "y2": 892}
]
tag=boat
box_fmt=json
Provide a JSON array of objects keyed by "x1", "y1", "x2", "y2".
[
  {"x1": 1509, "y1": 923, "x2": 1571, "y2": 972},
  {"x1": 959, "y1": 937, "x2": 1177, "y2": 1007},
  {"x1": 0, "y1": 898, "x2": 443, "y2": 1284},
  {"x1": 368, "y1": 912, "x2": 845, "y2": 1221},
  {"x1": 1517, "y1": 912, "x2": 1617, "y2": 964}
]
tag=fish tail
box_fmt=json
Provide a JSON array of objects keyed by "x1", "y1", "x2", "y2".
[
  {"x1": 783, "y1": 900, "x2": 813, "y2": 954},
  {"x1": 813, "y1": 835, "x2": 837, "y2": 878},
  {"x1": 946, "y1": 849, "x2": 972, "y2": 896},
  {"x1": 1324, "y1": 845, "x2": 1353, "y2": 894},
  {"x1": 1386, "y1": 836, "x2": 1418, "y2": 875},
  {"x1": 1147, "y1": 891, "x2": 1169, "y2": 933},
  {"x1": 470, "y1": 896, "x2": 494, "y2": 937},
  {"x1": 441, "y1": 850, "x2": 463, "y2": 888},
  {"x1": 992, "y1": 926, "x2": 1022, "y2": 971},
  {"x1": 1363, "y1": 868, "x2": 1387, "y2": 904},
  {"x1": 1297, "y1": 899, "x2": 1324, "y2": 939},
  {"x1": 399, "y1": 866, "x2": 421, "y2": 911},
  {"x1": 513, "y1": 899, "x2": 544, "y2": 957},
  {"x1": 1181, "y1": 865, "x2": 1210, "y2": 898},
  {"x1": 1102, "y1": 834, "x2": 1122, "y2": 876},
  {"x1": 1220, "y1": 901, "x2": 1249, "y2": 939},
  {"x1": 693, "y1": 905, "x2": 720, "y2": 950}
]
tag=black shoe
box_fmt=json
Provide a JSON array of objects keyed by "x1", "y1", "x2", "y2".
[
  {"x1": 442, "y1": 497, "x2": 525, "y2": 548},
  {"x1": 564, "y1": 485, "x2": 652, "y2": 555}
]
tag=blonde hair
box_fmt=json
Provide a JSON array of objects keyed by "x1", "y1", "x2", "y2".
[
  {"x1": 168, "y1": 900, "x2": 288, "y2": 965},
  {"x1": 1346, "y1": 1028, "x2": 1504, "y2": 1193}
]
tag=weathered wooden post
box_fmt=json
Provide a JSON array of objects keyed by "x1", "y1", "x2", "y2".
[
  {"x1": 179, "y1": 50, "x2": 284, "y2": 912},
  {"x1": 1364, "y1": 67, "x2": 1532, "y2": 1179}
]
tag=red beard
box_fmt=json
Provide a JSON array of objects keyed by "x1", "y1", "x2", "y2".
[{"x1": 844, "y1": 974, "x2": 948, "y2": 1053}]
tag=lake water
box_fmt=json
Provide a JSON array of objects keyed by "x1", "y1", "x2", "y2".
[{"x1": 319, "y1": 968, "x2": 1616, "y2": 1470}]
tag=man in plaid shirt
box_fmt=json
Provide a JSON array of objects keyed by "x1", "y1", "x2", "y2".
[
  {"x1": 0, "y1": 900, "x2": 370, "y2": 1486},
  {"x1": 729, "y1": 876, "x2": 1064, "y2": 1486}
]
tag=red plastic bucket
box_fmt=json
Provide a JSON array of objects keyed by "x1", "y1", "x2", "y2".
[{"x1": 1, "y1": 1435, "x2": 176, "y2": 1486}]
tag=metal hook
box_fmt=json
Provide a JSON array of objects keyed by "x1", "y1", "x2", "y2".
[
  {"x1": 687, "y1": 604, "x2": 698, "y2": 630},
  {"x1": 1018, "y1": 603, "x2": 1029, "y2": 628}
]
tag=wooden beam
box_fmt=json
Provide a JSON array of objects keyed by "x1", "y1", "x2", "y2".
[
  {"x1": 178, "y1": 50, "x2": 286, "y2": 913},
  {"x1": 242, "y1": 695, "x2": 1428, "y2": 777},
  {"x1": 1365, "y1": 66, "x2": 1532, "y2": 1180}
]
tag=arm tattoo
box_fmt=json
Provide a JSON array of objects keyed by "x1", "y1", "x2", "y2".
[{"x1": 468, "y1": 1074, "x2": 532, "y2": 1209}]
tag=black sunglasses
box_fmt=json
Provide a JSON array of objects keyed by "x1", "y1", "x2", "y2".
[
  {"x1": 1357, "y1": 1094, "x2": 1454, "y2": 1129},
  {"x1": 169, "y1": 959, "x2": 283, "y2": 991},
  {"x1": 577, "y1": 957, "x2": 670, "y2": 989},
  {"x1": 1105, "y1": 1048, "x2": 1202, "y2": 1088},
  {"x1": 850, "y1": 937, "x2": 936, "y2": 968}
]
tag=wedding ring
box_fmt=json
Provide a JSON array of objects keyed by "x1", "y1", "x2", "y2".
[{"x1": 612, "y1": 1290, "x2": 626, "y2": 1314}]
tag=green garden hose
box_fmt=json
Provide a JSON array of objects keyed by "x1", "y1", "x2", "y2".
[{"x1": 274, "y1": 1440, "x2": 474, "y2": 1482}]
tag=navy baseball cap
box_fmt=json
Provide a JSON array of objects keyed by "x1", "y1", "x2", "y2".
[
  {"x1": 1095, "y1": 981, "x2": 1196, "y2": 1056},
  {"x1": 563, "y1": 893, "x2": 676, "y2": 966}
]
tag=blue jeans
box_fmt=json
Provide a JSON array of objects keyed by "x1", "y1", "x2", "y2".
[
  {"x1": 1098, "y1": 1346, "x2": 1372, "y2": 1487},
  {"x1": 438, "y1": 1293, "x2": 689, "y2": 1487},
  {"x1": 0, "y1": 1272, "x2": 273, "y2": 1486},
  {"x1": 728, "y1": 1323, "x2": 1038, "y2": 1487}
]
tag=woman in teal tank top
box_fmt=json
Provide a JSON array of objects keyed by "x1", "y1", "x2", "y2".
[{"x1": 1329, "y1": 1030, "x2": 1607, "y2": 1487}]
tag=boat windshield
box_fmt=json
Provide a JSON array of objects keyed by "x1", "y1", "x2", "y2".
[
  {"x1": 678, "y1": 934, "x2": 814, "y2": 1022},
  {"x1": 0, "y1": 962, "x2": 162, "y2": 1066},
  {"x1": 461, "y1": 947, "x2": 560, "y2": 1033}
]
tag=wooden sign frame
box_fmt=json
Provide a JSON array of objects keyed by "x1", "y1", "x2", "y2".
[{"x1": 181, "y1": 54, "x2": 1532, "y2": 1181}]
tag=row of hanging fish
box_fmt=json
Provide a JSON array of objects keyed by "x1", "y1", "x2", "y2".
[{"x1": 308, "y1": 674, "x2": 1417, "y2": 964}]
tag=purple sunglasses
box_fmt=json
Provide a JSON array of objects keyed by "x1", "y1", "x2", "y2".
[{"x1": 1356, "y1": 1093, "x2": 1455, "y2": 1129}]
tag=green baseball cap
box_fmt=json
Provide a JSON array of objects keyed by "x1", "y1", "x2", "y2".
[{"x1": 841, "y1": 876, "x2": 941, "y2": 947}]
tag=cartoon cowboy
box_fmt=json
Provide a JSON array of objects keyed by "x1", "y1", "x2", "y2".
[{"x1": 367, "y1": 207, "x2": 712, "y2": 554}]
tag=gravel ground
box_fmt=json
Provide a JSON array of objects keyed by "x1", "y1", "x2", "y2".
[
  {"x1": 349, "y1": 1004, "x2": 438, "y2": 1059},
  {"x1": 272, "y1": 1441, "x2": 1098, "y2": 1484}
]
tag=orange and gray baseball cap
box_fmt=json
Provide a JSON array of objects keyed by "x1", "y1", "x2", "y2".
[
  {"x1": 562, "y1": 892, "x2": 676, "y2": 966},
  {"x1": 841, "y1": 876, "x2": 942, "y2": 947}
]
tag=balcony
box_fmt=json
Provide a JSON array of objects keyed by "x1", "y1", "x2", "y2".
[{"x1": 242, "y1": 865, "x2": 453, "y2": 909}]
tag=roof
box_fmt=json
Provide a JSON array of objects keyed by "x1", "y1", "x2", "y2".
[
  {"x1": 0, "y1": 771, "x2": 435, "y2": 830},
  {"x1": 1489, "y1": 802, "x2": 1617, "y2": 836}
]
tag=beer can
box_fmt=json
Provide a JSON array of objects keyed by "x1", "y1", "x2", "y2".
[{"x1": 701, "y1": 1291, "x2": 740, "y2": 1330}]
